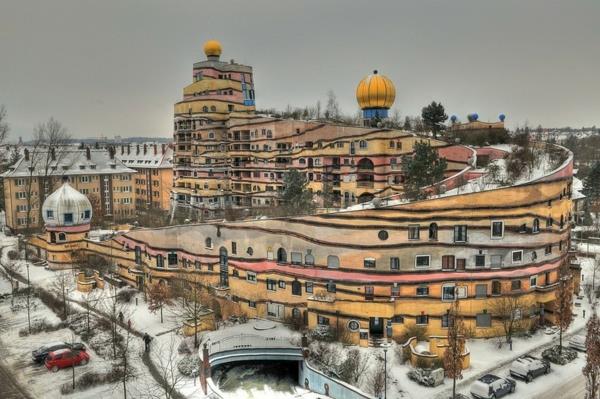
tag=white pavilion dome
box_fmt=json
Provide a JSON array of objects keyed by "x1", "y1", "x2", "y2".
[{"x1": 42, "y1": 182, "x2": 93, "y2": 227}]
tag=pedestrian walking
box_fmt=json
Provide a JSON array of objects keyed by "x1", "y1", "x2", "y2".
[
  {"x1": 118, "y1": 311, "x2": 124, "y2": 323},
  {"x1": 127, "y1": 319, "x2": 132, "y2": 329},
  {"x1": 143, "y1": 333, "x2": 152, "y2": 352}
]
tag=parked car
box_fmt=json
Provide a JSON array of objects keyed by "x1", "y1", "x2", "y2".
[
  {"x1": 32, "y1": 341, "x2": 85, "y2": 363},
  {"x1": 509, "y1": 355, "x2": 551, "y2": 382},
  {"x1": 470, "y1": 374, "x2": 516, "y2": 399},
  {"x1": 44, "y1": 348, "x2": 90, "y2": 372},
  {"x1": 569, "y1": 335, "x2": 586, "y2": 351}
]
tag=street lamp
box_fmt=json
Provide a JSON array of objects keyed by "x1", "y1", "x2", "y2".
[{"x1": 381, "y1": 342, "x2": 392, "y2": 399}]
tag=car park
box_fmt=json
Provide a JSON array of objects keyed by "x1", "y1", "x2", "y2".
[
  {"x1": 509, "y1": 355, "x2": 550, "y2": 382},
  {"x1": 32, "y1": 341, "x2": 86, "y2": 363},
  {"x1": 44, "y1": 348, "x2": 90, "y2": 372},
  {"x1": 569, "y1": 335, "x2": 586, "y2": 351},
  {"x1": 470, "y1": 374, "x2": 516, "y2": 399}
]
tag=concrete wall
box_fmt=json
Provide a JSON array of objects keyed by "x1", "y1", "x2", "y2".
[{"x1": 298, "y1": 360, "x2": 375, "y2": 399}]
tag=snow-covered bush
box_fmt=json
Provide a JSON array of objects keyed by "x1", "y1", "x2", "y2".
[
  {"x1": 407, "y1": 367, "x2": 444, "y2": 387},
  {"x1": 542, "y1": 345, "x2": 578, "y2": 365},
  {"x1": 116, "y1": 288, "x2": 137, "y2": 303},
  {"x1": 177, "y1": 355, "x2": 200, "y2": 376},
  {"x1": 18, "y1": 318, "x2": 65, "y2": 336},
  {"x1": 178, "y1": 339, "x2": 192, "y2": 355}
]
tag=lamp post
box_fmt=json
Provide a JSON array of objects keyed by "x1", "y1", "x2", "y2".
[{"x1": 381, "y1": 342, "x2": 391, "y2": 399}]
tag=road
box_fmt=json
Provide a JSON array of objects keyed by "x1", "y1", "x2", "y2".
[
  {"x1": 0, "y1": 358, "x2": 33, "y2": 399},
  {"x1": 532, "y1": 373, "x2": 585, "y2": 399}
]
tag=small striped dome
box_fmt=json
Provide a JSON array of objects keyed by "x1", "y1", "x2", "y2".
[
  {"x1": 356, "y1": 70, "x2": 396, "y2": 109},
  {"x1": 42, "y1": 182, "x2": 92, "y2": 227}
]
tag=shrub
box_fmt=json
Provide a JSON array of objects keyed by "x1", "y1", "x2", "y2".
[
  {"x1": 116, "y1": 288, "x2": 137, "y2": 303},
  {"x1": 395, "y1": 324, "x2": 428, "y2": 345},
  {"x1": 178, "y1": 339, "x2": 192, "y2": 355},
  {"x1": 18, "y1": 318, "x2": 65, "y2": 337},
  {"x1": 7, "y1": 250, "x2": 19, "y2": 260},
  {"x1": 542, "y1": 345, "x2": 578, "y2": 365},
  {"x1": 177, "y1": 355, "x2": 200, "y2": 376},
  {"x1": 59, "y1": 369, "x2": 121, "y2": 394},
  {"x1": 415, "y1": 356, "x2": 432, "y2": 369}
]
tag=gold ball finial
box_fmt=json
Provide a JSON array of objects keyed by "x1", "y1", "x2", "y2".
[{"x1": 203, "y1": 40, "x2": 222, "y2": 57}]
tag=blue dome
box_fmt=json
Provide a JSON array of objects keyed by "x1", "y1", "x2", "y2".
[
  {"x1": 467, "y1": 113, "x2": 479, "y2": 122},
  {"x1": 450, "y1": 115, "x2": 458, "y2": 123},
  {"x1": 499, "y1": 113, "x2": 506, "y2": 122}
]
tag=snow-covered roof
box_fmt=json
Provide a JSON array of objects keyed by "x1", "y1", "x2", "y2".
[
  {"x1": 572, "y1": 176, "x2": 586, "y2": 200},
  {"x1": 115, "y1": 143, "x2": 173, "y2": 169}
]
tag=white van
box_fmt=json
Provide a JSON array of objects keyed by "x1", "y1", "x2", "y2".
[{"x1": 509, "y1": 355, "x2": 550, "y2": 382}]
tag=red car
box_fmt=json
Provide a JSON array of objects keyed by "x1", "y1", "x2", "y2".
[{"x1": 44, "y1": 348, "x2": 90, "y2": 372}]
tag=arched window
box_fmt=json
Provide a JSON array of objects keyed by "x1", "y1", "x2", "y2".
[
  {"x1": 50, "y1": 232, "x2": 56, "y2": 243},
  {"x1": 58, "y1": 233, "x2": 66, "y2": 241},
  {"x1": 532, "y1": 218, "x2": 540, "y2": 233},
  {"x1": 202, "y1": 106, "x2": 208, "y2": 112},
  {"x1": 327, "y1": 255, "x2": 340, "y2": 269},
  {"x1": 292, "y1": 307, "x2": 301, "y2": 318},
  {"x1": 305, "y1": 253, "x2": 315, "y2": 266},
  {"x1": 357, "y1": 158, "x2": 374, "y2": 170},
  {"x1": 205, "y1": 237, "x2": 212, "y2": 248},
  {"x1": 429, "y1": 223, "x2": 438, "y2": 240},
  {"x1": 277, "y1": 248, "x2": 287, "y2": 263},
  {"x1": 359, "y1": 140, "x2": 368, "y2": 149},
  {"x1": 210, "y1": 106, "x2": 216, "y2": 112}
]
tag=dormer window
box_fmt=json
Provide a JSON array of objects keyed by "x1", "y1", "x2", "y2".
[
  {"x1": 46, "y1": 210, "x2": 54, "y2": 219},
  {"x1": 63, "y1": 213, "x2": 73, "y2": 224}
]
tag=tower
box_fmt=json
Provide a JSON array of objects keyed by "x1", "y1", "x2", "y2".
[
  {"x1": 41, "y1": 181, "x2": 93, "y2": 270},
  {"x1": 356, "y1": 70, "x2": 396, "y2": 127}
]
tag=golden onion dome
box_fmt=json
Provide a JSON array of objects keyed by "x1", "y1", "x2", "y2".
[
  {"x1": 203, "y1": 40, "x2": 222, "y2": 57},
  {"x1": 356, "y1": 70, "x2": 396, "y2": 109}
]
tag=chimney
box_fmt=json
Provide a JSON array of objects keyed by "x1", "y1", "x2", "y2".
[
  {"x1": 127, "y1": 144, "x2": 131, "y2": 155},
  {"x1": 161, "y1": 144, "x2": 166, "y2": 154},
  {"x1": 24, "y1": 148, "x2": 29, "y2": 161},
  {"x1": 143, "y1": 144, "x2": 147, "y2": 155},
  {"x1": 50, "y1": 147, "x2": 56, "y2": 161},
  {"x1": 85, "y1": 147, "x2": 91, "y2": 160},
  {"x1": 109, "y1": 146, "x2": 115, "y2": 160},
  {"x1": 136, "y1": 144, "x2": 140, "y2": 155},
  {"x1": 153, "y1": 144, "x2": 157, "y2": 155},
  {"x1": 121, "y1": 145, "x2": 124, "y2": 155}
]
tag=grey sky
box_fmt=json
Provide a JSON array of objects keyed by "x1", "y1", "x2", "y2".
[{"x1": 1, "y1": 0, "x2": 599, "y2": 140}]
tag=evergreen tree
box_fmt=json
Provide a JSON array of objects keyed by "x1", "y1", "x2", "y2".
[
  {"x1": 421, "y1": 101, "x2": 448, "y2": 139},
  {"x1": 403, "y1": 116, "x2": 411, "y2": 131},
  {"x1": 281, "y1": 169, "x2": 314, "y2": 215},
  {"x1": 401, "y1": 141, "x2": 447, "y2": 200},
  {"x1": 584, "y1": 162, "x2": 600, "y2": 202},
  {"x1": 584, "y1": 310, "x2": 600, "y2": 399}
]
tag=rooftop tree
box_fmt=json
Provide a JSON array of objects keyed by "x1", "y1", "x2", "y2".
[
  {"x1": 280, "y1": 169, "x2": 315, "y2": 215},
  {"x1": 421, "y1": 101, "x2": 448, "y2": 139},
  {"x1": 401, "y1": 141, "x2": 447, "y2": 200}
]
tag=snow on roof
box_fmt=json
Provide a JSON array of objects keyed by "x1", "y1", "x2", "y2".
[
  {"x1": 572, "y1": 176, "x2": 586, "y2": 200},
  {"x1": 115, "y1": 144, "x2": 173, "y2": 169}
]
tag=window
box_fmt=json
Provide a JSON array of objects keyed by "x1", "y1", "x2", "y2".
[
  {"x1": 205, "y1": 237, "x2": 212, "y2": 249},
  {"x1": 454, "y1": 225, "x2": 468, "y2": 242},
  {"x1": 305, "y1": 282, "x2": 313, "y2": 293},
  {"x1": 415, "y1": 255, "x2": 430, "y2": 268},
  {"x1": 359, "y1": 140, "x2": 367, "y2": 149},
  {"x1": 378, "y1": 230, "x2": 389, "y2": 240},
  {"x1": 167, "y1": 253, "x2": 178, "y2": 266},
  {"x1": 416, "y1": 286, "x2": 429, "y2": 296},
  {"x1": 248, "y1": 301, "x2": 256, "y2": 308},
  {"x1": 156, "y1": 255, "x2": 164, "y2": 268},
  {"x1": 408, "y1": 225, "x2": 420, "y2": 240},
  {"x1": 232, "y1": 269, "x2": 239, "y2": 278},
  {"x1": 46, "y1": 210, "x2": 54, "y2": 219},
  {"x1": 476, "y1": 312, "x2": 492, "y2": 328},
  {"x1": 84, "y1": 210, "x2": 91, "y2": 219},
  {"x1": 512, "y1": 250, "x2": 523, "y2": 263},
  {"x1": 442, "y1": 285, "x2": 456, "y2": 301},
  {"x1": 390, "y1": 257, "x2": 400, "y2": 271},
  {"x1": 490, "y1": 255, "x2": 502, "y2": 268},
  {"x1": 475, "y1": 255, "x2": 486, "y2": 267},
  {"x1": 442, "y1": 313, "x2": 454, "y2": 328},
  {"x1": 247, "y1": 247, "x2": 254, "y2": 256},
  {"x1": 364, "y1": 258, "x2": 376, "y2": 268},
  {"x1": 491, "y1": 221, "x2": 504, "y2": 239},
  {"x1": 327, "y1": 255, "x2": 340, "y2": 269},
  {"x1": 246, "y1": 272, "x2": 257, "y2": 283},
  {"x1": 546, "y1": 216, "x2": 553, "y2": 228},
  {"x1": 428, "y1": 223, "x2": 438, "y2": 240},
  {"x1": 277, "y1": 248, "x2": 287, "y2": 263},
  {"x1": 475, "y1": 284, "x2": 487, "y2": 298},
  {"x1": 266, "y1": 279, "x2": 276, "y2": 291},
  {"x1": 391, "y1": 284, "x2": 400, "y2": 297},
  {"x1": 365, "y1": 286, "x2": 374, "y2": 300},
  {"x1": 391, "y1": 315, "x2": 404, "y2": 323},
  {"x1": 327, "y1": 281, "x2": 336, "y2": 293},
  {"x1": 195, "y1": 261, "x2": 200, "y2": 270},
  {"x1": 530, "y1": 275, "x2": 537, "y2": 288},
  {"x1": 305, "y1": 253, "x2": 315, "y2": 265},
  {"x1": 532, "y1": 218, "x2": 540, "y2": 233},
  {"x1": 231, "y1": 242, "x2": 237, "y2": 254},
  {"x1": 58, "y1": 233, "x2": 66, "y2": 241},
  {"x1": 347, "y1": 320, "x2": 360, "y2": 331},
  {"x1": 64, "y1": 213, "x2": 74, "y2": 224},
  {"x1": 292, "y1": 280, "x2": 301, "y2": 296},
  {"x1": 278, "y1": 280, "x2": 286, "y2": 289},
  {"x1": 545, "y1": 245, "x2": 552, "y2": 255},
  {"x1": 317, "y1": 315, "x2": 330, "y2": 326},
  {"x1": 291, "y1": 252, "x2": 302, "y2": 265},
  {"x1": 531, "y1": 251, "x2": 538, "y2": 261},
  {"x1": 492, "y1": 280, "x2": 501, "y2": 295},
  {"x1": 135, "y1": 246, "x2": 142, "y2": 265},
  {"x1": 416, "y1": 314, "x2": 429, "y2": 325},
  {"x1": 511, "y1": 279, "x2": 522, "y2": 291},
  {"x1": 442, "y1": 255, "x2": 455, "y2": 270}
]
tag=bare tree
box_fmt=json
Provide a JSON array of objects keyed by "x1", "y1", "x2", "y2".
[
  {"x1": 324, "y1": 90, "x2": 340, "y2": 121},
  {"x1": 443, "y1": 300, "x2": 466, "y2": 399},
  {"x1": 170, "y1": 272, "x2": 208, "y2": 348},
  {"x1": 488, "y1": 294, "x2": 525, "y2": 344},
  {"x1": 147, "y1": 282, "x2": 172, "y2": 324},
  {"x1": 51, "y1": 270, "x2": 72, "y2": 320},
  {"x1": 584, "y1": 310, "x2": 600, "y2": 399},
  {"x1": 103, "y1": 287, "x2": 130, "y2": 359},
  {"x1": 0, "y1": 105, "x2": 9, "y2": 147},
  {"x1": 338, "y1": 348, "x2": 371, "y2": 385},
  {"x1": 2, "y1": 249, "x2": 22, "y2": 306},
  {"x1": 368, "y1": 360, "x2": 386, "y2": 398},
  {"x1": 554, "y1": 264, "x2": 574, "y2": 355},
  {"x1": 80, "y1": 288, "x2": 100, "y2": 338},
  {"x1": 113, "y1": 328, "x2": 136, "y2": 399},
  {"x1": 152, "y1": 333, "x2": 185, "y2": 399}
]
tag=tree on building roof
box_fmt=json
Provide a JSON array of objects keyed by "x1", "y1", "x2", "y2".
[
  {"x1": 421, "y1": 101, "x2": 448, "y2": 139},
  {"x1": 401, "y1": 141, "x2": 447, "y2": 200},
  {"x1": 280, "y1": 169, "x2": 315, "y2": 216}
]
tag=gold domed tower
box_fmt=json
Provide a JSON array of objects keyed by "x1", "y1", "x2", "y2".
[
  {"x1": 203, "y1": 39, "x2": 222, "y2": 60},
  {"x1": 356, "y1": 70, "x2": 396, "y2": 126}
]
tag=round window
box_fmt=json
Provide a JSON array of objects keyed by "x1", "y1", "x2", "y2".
[
  {"x1": 378, "y1": 230, "x2": 389, "y2": 240},
  {"x1": 247, "y1": 247, "x2": 254, "y2": 256},
  {"x1": 347, "y1": 320, "x2": 360, "y2": 332}
]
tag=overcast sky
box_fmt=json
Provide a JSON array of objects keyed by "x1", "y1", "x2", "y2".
[{"x1": 1, "y1": 0, "x2": 599, "y2": 140}]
